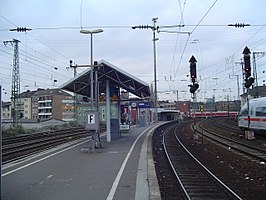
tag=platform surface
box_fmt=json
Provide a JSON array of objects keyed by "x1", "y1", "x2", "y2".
[{"x1": 2, "y1": 124, "x2": 161, "y2": 200}]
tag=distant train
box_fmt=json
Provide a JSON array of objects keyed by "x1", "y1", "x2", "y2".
[
  {"x1": 238, "y1": 97, "x2": 266, "y2": 132},
  {"x1": 190, "y1": 111, "x2": 238, "y2": 118}
]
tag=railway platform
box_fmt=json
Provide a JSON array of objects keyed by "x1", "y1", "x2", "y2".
[{"x1": 2, "y1": 123, "x2": 162, "y2": 200}]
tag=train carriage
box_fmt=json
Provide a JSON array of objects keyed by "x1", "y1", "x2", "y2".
[
  {"x1": 238, "y1": 97, "x2": 266, "y2": 132},
  {"x1": 191, "y1": 111, "x2": 238, "y2": 118}
]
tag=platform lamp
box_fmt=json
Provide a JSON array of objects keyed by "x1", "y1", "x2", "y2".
[{"x1": 80, "y1": 29, "x2": 103, "y2": 110}]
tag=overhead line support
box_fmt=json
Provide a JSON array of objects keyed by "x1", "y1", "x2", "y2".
[
  {"x1": 132, "y1": 17, "x2": 159, "y2": 123},
  {"x1": 3, "y1": 39, "x2": 22, "y2": 127}
]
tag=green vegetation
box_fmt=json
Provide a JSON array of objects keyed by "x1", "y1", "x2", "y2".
[
  {"x1": 2, "y1": 125, "x2": 26, "y2": 138},
  {"x1": 2, "y1": 121, "x2": 81, "y2": 138}
]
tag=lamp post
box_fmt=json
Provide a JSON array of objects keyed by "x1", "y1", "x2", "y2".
[
  {"x1": 80, "y1": 29, "x2": 103, "y2": 151},
  {"x1": 80, "y1": 29, "x2": 103, "y2": 110}
]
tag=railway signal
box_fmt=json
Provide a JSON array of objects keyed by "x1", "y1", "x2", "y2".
[
  {"x1": 242, "y1": 46, "x2": 254, "y2": 88},
  {"x1": 189, "y1": 83, "x2": 199, "y2": 94},
  {"x1": 189, "y1": 55, "x2": 197, "y2": 84},
  {"x1": 188, "y1": 56, "x2": 199, "y2": 94},
  {"x1": 245, "y1": 77, "x2": 255, "y2": 88},
  {"x1": 243, "y1": 46, "x2": 251, "y2": 79}
]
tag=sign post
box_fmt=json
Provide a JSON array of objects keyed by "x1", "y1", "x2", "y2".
[
  {"x1": 138, "y1": 102, "x2": 150, "y2": 127},
  {"x1": 85, "y1": 111, "x2": 100, "y2": 152}
]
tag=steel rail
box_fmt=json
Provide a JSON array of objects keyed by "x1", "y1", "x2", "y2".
[
  {"x1": 162, "y1": 123, "x2": 242, "y2": 200},
  {"x1": 2, "y1": 126, "x2": 106, "y2": 163},
  {"x1": 196, "y1": 122, "x2": 266, "y2": 162}
]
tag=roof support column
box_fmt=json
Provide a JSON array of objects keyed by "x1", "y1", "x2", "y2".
[{"x1": 106, "y1": 80, "x2": 111, "y2": 143}]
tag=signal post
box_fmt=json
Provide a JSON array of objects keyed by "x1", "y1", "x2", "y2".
[
  {"x1": 188, "y1": 56, "x2": 200, "y2": 133},
  {"x1": 243, "y1": 46, "x2": 255, "y2": 140}
]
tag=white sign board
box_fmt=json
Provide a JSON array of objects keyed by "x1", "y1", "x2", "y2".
[
  {"x1": 88, "y1": 114, "x2": 95, "y2": 124},
  {"x1": 86, "y1": 111, "x2": 99, "y2": 131}
]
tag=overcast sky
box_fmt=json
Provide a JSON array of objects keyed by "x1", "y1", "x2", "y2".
[{"x1": 1, "y1": 0, "x2": 266, "y2": 102}]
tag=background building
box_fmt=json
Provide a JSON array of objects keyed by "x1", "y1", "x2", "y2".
[
  {"x1": 2, "y1": 101, "x2": 11, "y2": 119},
  {"x1": 32, "y1": 88, "x2": 75, "y2": 121},
  {"x1": 20, "y1": 89, "x2": 41, "y2": 119}
]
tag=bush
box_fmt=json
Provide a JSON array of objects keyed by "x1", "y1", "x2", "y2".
[
  {"x1": 2, "y1": 122, "x2": 81, "y2": 138},
  {"x1": 3, "y1": 125, "x2": 26, "y2": 138}
]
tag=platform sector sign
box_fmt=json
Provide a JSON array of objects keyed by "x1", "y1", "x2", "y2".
[{"x1": 86, "y1": 111, "x2": 99, "y2": 131}]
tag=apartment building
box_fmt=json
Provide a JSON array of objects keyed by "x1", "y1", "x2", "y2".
[
  {"x1": 20, "y1": 90, "x2": 40, "y2": 119},
  {"x1": 1, "y1": 101, "x2": 11, "y2": 119},
  {"x1": 32, "y1": 88, "x2": 75, "y2": 121},
  {"x1": 2, "y1": 88, "x2": 75, "y2": 122}
]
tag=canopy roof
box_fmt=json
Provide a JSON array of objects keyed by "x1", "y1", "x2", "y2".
[{"x1": 61, "y1": 60, "x2": 151, "y2": 98}]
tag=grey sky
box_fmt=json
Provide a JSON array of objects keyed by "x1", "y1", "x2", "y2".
[{"x1": 1, "y1": 0, "x2": 266, "y2": 102}]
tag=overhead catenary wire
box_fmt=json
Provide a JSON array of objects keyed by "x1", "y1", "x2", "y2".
[
  {"x1": 170, "y1": 0, "x2": 218, "y2": 91},
  {"x1": 0, "y1": 14, "x2": 70, "y2": 61},
  {"x1": 0, "y1": 43, "x2": 71, "y2": 79},
  {"x1": 166, "y1": 0, "x2": 187, "y2": 92},
  {"x1": 1, "y1": 24, "x2": 264, "y2": 32},
  {"x1": 0, "y1": 43, "x2": 72, "y2": 92},
  {"x1": 1, "y1": 3, "x2": 265, "y2": 102},
  {"x1": 0, "y1": 14, "x2": 73, "y2": 92}
]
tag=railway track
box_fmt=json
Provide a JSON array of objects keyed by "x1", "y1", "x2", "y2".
[
  {"x1": 2, "y1": 126, "x2": 106, "y2": 164},
  {"x1": 196, "y1": 120, "x2": 266, "y2": 162},
  {"x1": 162, "y1": 122, "x2": 242, "y2": 200},
  {"x1": 206, "y1": 117, "x2": 242, "y2": 133}
]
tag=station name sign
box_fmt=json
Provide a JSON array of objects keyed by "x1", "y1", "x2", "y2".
[{"x1": 137, "y1": 102, "x2": 150, "y2": 108}]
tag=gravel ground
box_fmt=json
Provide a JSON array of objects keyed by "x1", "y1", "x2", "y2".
[
  {"x1": 153, "y1": 122, "x2": 185, "y2": 200},
  {"x1": 153, "y1": 120, "x2": 266, "y2": 200}
]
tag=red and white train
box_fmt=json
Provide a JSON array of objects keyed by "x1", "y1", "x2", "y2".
[
  {"x1": 190, "y1": 111, "x2": 238, "y2": 118},
  {"x1": 238, "y1": 97, "x2": 266, "y2": 132}
]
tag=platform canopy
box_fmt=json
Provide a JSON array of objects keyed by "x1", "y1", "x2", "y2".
[{"x1": 60, "y1": 60, "x2": 151, "y2": 98}]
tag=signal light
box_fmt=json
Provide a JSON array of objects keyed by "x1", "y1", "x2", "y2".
[
  {"x1": 243, "y1": 46, "x2": 251, "y2": 79},
  {"x1": 189, "y1": 83, "x2": 199, "y2": 93},
  {"x1": 189, "y1": 55, "x2": 197, "y2": 84},
  {"x1": 190, "y1": 62, "x2": 197, "y2": 83},
  {"x1": 245, "y1": 77, "x2": 254, "y2": 88}
]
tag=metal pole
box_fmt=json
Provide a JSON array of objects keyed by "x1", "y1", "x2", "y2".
[
  {"x1": 247, "y1": 88, "x2": 250, "y2": 130},
  {"x1": 0, "y1": 85, "x2": 2, "y2": 200},
  {"x1": 94, "y1": 63, "x2": 101, "y2": 148},
  {"x1": 73, "y1": 66, "x2": 77, "y2": 122},
  {"x1": 90, "y1": 33, "x2": 96, "y2": 152},
  {"x1": 241, "y1": 60, "x2": 245, "y2": 96},
  {"x1": 90, "y1": 33, "x2": 94, "y2": 110},
  {"x1": 131, "y1": 19, "x2": 159, "y2": 123},
  {"x1": 227, "y1": 95, "x2": 230, "y2": 117},
  {"x1": 106, "y1": 80, "x2": 111, "y2": 142},
  {"x1": 252, "y1": 52, "x2": 258, "y2": 88},
  {"x1": 95, "y1": 65, "x2": 99, "y2": 112},
  {"x1": 236, "y1": 75, "x2": 240, "y2": 100},
  {"x1": 152, "y1": 17, "x2": 158, "y2": 123}
]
